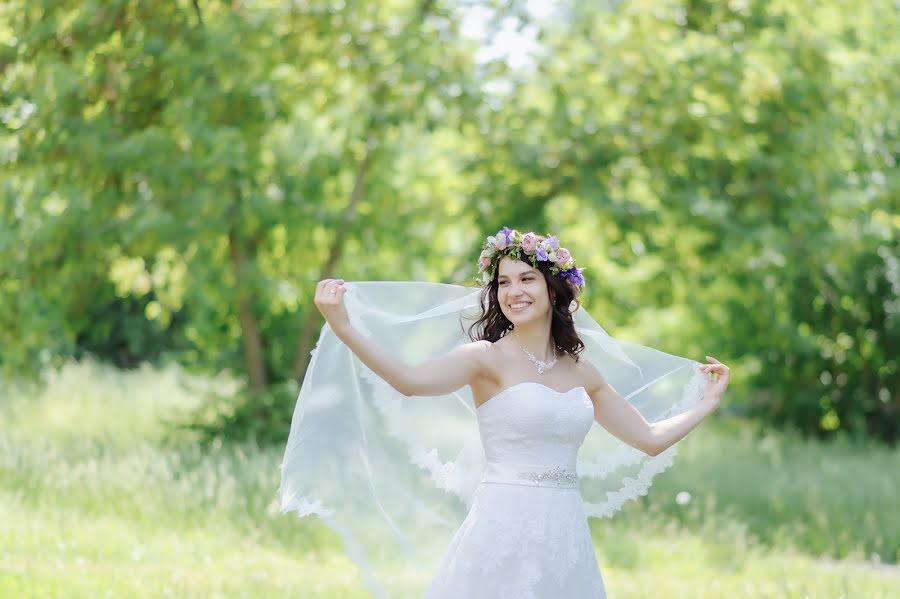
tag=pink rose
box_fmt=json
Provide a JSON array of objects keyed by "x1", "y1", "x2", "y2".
[
  {"x1": 521, "y1": 232, "x2": 538, "y2": 253},
  {"x1": 480, "y1": 255, "x2": 492, "y2": 268},
  {"x1": 555, "y1": 247, "x2": 571, "y2": 265}
]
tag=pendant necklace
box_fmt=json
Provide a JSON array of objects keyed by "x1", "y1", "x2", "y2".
[{"x1": 512, "y1": 330, "x2": 558, "y2": 375}]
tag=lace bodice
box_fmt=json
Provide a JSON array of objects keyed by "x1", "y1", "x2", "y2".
[
  {"x1": 476, "y1": 382, "x2": 595, "y2": 489},
  {"x1": 424, "y1": 380, "x2": 607, "y2": 598}
]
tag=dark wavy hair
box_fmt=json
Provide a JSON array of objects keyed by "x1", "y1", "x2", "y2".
[{"x1": 466, "y1": 253, "x2": 586, "y2": 362}]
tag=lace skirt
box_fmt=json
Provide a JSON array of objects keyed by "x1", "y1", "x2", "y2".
[{"x1": 423, "y1": 482, "x2": 607, "y2": 599}]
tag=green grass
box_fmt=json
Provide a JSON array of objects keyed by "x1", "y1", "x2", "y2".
[
  {"x1": 611, "y1": 417, "x2": 899, "y2": 564},
  {"x1": 1, "y1": 359, "x2": 898, "y2": 598}
]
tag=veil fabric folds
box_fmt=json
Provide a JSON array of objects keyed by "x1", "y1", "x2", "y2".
[{"x1": 279, "y1": 281, "x2": 709, "y2": 598}]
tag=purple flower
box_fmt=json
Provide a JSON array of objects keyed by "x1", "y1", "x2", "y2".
[
  {"x1": 535, "y1": 246, "x2": 549, "y2": 261},
  {"x1": 495, "y1": 226, "x2": 513, "y2": 250},
  {"x1": 571, "y1": 267, "x2": 585, "y2": 287},
  {"x1": 561, "y1": 267, "x2": 586, "y2": 287},
  {"x1": 545, "y1": 235, "x2": 560, "y2": 251}
]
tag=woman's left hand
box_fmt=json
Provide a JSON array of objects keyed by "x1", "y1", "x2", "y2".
[{"x1": 700, "y1": 356, "x2": 730, "y2": 403}]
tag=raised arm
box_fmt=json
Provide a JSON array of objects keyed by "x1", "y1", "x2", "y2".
[
  {"x1": 313, "y1": 278, "x2": 487, "y2": 397},
  {"x1": 581, "y1": 357, "x2": 729, "y2": 456}
]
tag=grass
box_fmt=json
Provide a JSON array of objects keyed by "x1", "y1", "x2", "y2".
[
  {"x1": 1, "y1": 359, "x2": 898, "y2": 598},
  {"x1": 611, "y1": 417, "x2": 899, "y2": 564}
]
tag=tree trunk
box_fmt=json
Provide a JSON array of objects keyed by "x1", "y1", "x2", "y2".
[
  {"x1": 229, "y1": 227, "x2": 267, "y2": 391},
  {"x1": 292, "y1": 140, "x2": 374, "y2": 379},
  {"x1": 290, "y1": 0, "x2": 439, "y2": 380}
]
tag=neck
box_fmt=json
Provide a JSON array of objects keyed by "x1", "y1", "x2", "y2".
[{"x1": 511, "y1": 320, "x2": 556, "y2": 362}]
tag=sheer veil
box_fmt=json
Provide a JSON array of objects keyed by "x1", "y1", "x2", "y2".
[{"x1": 279, "y1": 281, "x2": 709, "y2": 598}]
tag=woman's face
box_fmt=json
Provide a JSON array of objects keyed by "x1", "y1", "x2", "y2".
[{"x1": 496, "y1": 256, "x2": 553, "y2": 325}]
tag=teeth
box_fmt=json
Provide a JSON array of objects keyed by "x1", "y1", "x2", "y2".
[{"x1": 510, "y1": 302, "x2": 531, "y2": 309}]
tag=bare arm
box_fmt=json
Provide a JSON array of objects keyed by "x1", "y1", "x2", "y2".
[
  {"x1": 314, "y1": 278, "x2": 487, "y2": 397},
  {"x1": 333, "y1": 324, "x2": 488, "y2": 396},
  {"x1": 583, "y1": 357, "x2": 729, "y2": 456}
]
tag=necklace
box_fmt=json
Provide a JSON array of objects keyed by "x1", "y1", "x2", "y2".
[{"x1": 512, "y1": 331, "x2": 558, "y2": 375}]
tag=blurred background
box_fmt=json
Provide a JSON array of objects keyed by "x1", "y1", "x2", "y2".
[{"x1": 1, "y1": 0, "x2": 897, "y2": 597}]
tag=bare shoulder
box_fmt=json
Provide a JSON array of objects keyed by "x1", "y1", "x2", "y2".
[
  {"x1": 470, "y1": 337, "x2": 512, "y2": 379},
  {"x1": 574, "y1": 356, "x2": 611, "y2": 397},
  {"x1": 459, "y1": 339, "x2": 493, "y2": 357},
  {"x1": 478, "y1": 337, "x2": 512, "y2": 369},
  {"x1": 456, "y1": 339, "x2": 493, "y2": 369},
  {"x1": 470, "y1": 339, "x2": 493, "y2": 351}
]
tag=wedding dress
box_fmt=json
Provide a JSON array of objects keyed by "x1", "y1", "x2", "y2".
[
  {"x1": 423, "y1": 381, "x2": 606, "y2": 598},
  {"x1": 279, "y1": 281, "x2": 708, "y2": 599}
]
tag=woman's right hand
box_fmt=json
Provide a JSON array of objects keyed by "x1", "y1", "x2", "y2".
[{"x1": 314, "y1": 278, "x2": 352, "y2": 334}]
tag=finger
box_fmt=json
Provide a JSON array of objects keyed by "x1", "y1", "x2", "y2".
[
  {"x1": 705, "y1": 356, "x2": 721, "y2": 363},
  {"x1": 315, "y1": 281, "x2": 329, "y2": 301},
  {"x1": 318, "y1": 279, "x2": 339, "y2": 297}
]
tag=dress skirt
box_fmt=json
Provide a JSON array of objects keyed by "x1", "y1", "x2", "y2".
[{"x1": 423, "y1": 481, "x2": 607, "y2": 599}]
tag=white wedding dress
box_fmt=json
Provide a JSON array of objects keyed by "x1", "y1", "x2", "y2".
[
  {"x1": 424, "y1": 381, "x2": 606, "y2": 599},
  {"x1": 279, "y1": 282, "x2": 708, "y2": 599}
]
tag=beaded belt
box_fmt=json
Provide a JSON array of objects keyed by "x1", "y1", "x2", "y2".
[{"x1": 481, "y1": 463, "x2": 579, "y2": 489}]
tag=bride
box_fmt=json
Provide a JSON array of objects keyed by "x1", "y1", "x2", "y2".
[{"x1": 280, "y1": 227, "x2": 730, "y2": 598}]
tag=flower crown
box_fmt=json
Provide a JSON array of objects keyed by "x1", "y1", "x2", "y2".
[{"x1": 476, "y1": 226, "x2": 586, "y2": 291}]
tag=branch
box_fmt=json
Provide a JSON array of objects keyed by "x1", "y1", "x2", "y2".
[
  {"x1": 291, "y1": 140, "x2": 376, "y2": 379},
  {"x1": 191, "y1": 0, "x2": 204, "y2": 26},
  {"x1": 418, "y1": 0, "x2": 436, "y2": 20}
]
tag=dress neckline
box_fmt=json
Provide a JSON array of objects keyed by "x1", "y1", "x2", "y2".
[{"x1": 476, "y1": 381, "x2": 587, "y2": 412}]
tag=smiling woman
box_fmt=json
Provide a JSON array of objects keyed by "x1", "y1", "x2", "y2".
[
  {"x1": 469, "y1": 252, "x2": 586, "y2": 383},
  {"x1": 279, "y1": 226, "x2": 726, "y2": 599}
]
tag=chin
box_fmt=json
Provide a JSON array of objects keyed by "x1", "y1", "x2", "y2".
[{"x1": 507, "y1": 311, "x2": 536, "y2": 324}]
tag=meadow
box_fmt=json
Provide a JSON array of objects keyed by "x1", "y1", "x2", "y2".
[{"x1": 1, "y1": 360, "x2": 897, "y2": 598}]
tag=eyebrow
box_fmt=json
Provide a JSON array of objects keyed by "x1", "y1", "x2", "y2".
[{"x1": 497, "y1": 272, "x2": 537, "y2": 280}]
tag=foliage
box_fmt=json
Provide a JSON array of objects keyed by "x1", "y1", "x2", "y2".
[{"x1": 1, "y1": 0, "x2": 897, "y2": 441}]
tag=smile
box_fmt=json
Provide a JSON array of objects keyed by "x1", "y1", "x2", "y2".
[{"x1": 509, "y1": 302, "x2": 532, "y2": 311}]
